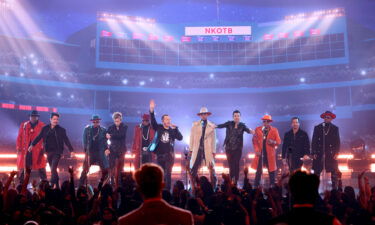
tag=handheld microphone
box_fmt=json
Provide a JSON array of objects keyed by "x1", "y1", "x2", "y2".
[{"x1": 322, "y1": 122, "x2": 325, "y2": 127}]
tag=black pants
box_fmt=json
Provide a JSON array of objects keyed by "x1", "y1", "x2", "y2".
[
  {"x1": 79, "y1": 154, "x2": 109, "y2": 187},
  {"x1": 47, "y1": 152, "x2": 61, "y2": 187},
  {"x1": 314, "y1": 159, "x2": 339, "y2": 190},
  {"x1": 226, "y1": 148, "x2": 242, "y2": 183},
  {"x1": 254, "y1": 148, "x2": 275, "y2": 187},
  {"x1": 191, "y1": 145, "x2": 205, "y2": 179},
  {"x1": 109, "y1": 151, "x2": 124, "y2": 186},
  {"x1": 141, "y1": 151, "x2": 153, "y2": 164},
  {"x1": 157, "y1": 152, "x2": 174, "y2": 191}
]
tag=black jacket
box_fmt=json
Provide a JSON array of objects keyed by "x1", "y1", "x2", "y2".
[
  {"x1": 31, "y1": 124, "x2": 74, "y2": 154},
  {"x1": 312, "y1": 122, "x2": 340, "y2": 172},
  {"x1": 282, "y1": 128, "x2": 310, "y2": 170},
  {"x1": 148, "y1": 111, "x2": 183, "y2": 155},
  {"x1": 107, "y1": 123, "x2": 128, "y2": 154},
  {"x1": 217, "y1": 121, "x2": 251, "y2": 150}
]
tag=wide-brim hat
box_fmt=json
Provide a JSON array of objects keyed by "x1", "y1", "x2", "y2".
[
  {"x1": 29, "y1": 110, "x2": 40, "y2": 117},
  {"x1": 320, "y1": 111, "x2": 336, "y2": 119},
  {"x1": 197, "y1": 107, "x2": 212, "y2": 116},
  {"x1": 90, "y1": 114, "x2": 102, "y2": 121},
  {"x1": 142, "y1": 114, "x2": 150, "y2": 121},
  {"x1": 261, "y1": 114, "x2": 273, "y2": 122}
]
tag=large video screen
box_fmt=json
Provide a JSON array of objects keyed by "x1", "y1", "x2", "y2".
[{"x1": 96, "y1": 14, "x2": 349, "y2": 72}]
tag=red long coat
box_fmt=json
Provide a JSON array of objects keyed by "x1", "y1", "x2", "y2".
[
  {"x1": 251, "y1": 126, "x2": 281, "y2": 172},
  {"x1": 131, "y1": 124, "x2": 155, "y2": 170},
  {"x1": 16, "y1": 121, "x2": 46, "y2": 170}
]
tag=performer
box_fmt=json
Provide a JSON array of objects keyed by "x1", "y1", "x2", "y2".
[
  {"x1": 216, "y1": 110, "x2": 254, "y2": 184},
  {"x1": 149, "y1": 99, "x2": 183, "y2": 190},
  {"x1": 251, "y1": 115, "x2": 281, "y2": 187},
  {"x1": 106, "y1": 112, "x2": 127, "y2": 186},
  {"x1": 312, "y1": 111, "x2": 341, "y2": 190},
  {"x1": 29, "y1": 113, "x2": 74, "y2": 188},
  {"x1": 189, "y1": 107, "x2": 216, "y2": 181},
  {"x1": 282, "y1": 117, "x2": 310, "y2": 172},
  {"x1": 79, "y1": 115, "x2": 110, "y2": 186},
  {"x1": 16, "y1": 110, "x2": 47, "y2": 183},
  {"x1": 132, "y1": 114, "x2": 155, "y2": 170}
]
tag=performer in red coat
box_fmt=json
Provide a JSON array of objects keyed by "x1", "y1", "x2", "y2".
[
  {"x1": 251, "y1": 114, "x2": 281, "y2": 188},
  {"x1": 16, "y1": 110, "x2": 47, "y2": 183},
  {"x1": 132, "y1": 114, "x2": 155, "y2": 170}
]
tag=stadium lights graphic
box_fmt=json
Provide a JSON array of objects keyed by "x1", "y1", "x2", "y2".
[{"x1": 285, "y1": 8, "x2": 345, "y2": 21}]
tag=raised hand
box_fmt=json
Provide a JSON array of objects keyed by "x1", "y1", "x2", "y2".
[
  {"x1": 10, "y1": 170, "x2": 17, "y2": 177},
  {"x1": 68, "y1": 166, "x2": 74, "y2": 175},
  {"x1": 244, "y1": 166, "x2": 249, "y2": 176},
  {"x1": 149, "y1": 99, "x2": 156, "y2": 112}
]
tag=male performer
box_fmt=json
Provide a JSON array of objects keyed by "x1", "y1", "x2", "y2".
[
  {"x1": 149, "y1": 99, "x2": 183, "y2": 190},
  {"x1": 282, "y1": 117, "x2": 310, "y2": 172},
  {"x1": 312, "y1": 111, "x2": 341, "y2": 190},
  {"x1": 16, "y1": 110, "x2": 47, "y2": 183},
  {"x1": 132, "y1": 114, "x2": 155, "y2": 170},
  {"x1": 251, "y1": 115, "x2": 281, "y2": 187},
  {"x1": 189, "y1": 107, "x2": 216, "y2": 181},
  {"x1": 29, "y1": 112, "x2": 74, "y2": 188},
  {"x1": 79, "y1": 115, "x2": 110, "y2": 186},
  {"x1": 106, "y1": 112, "x2": 127, "y2": 186},
  {"x1": 216, "y1": 110, "x2": 254, "y2": 184}
]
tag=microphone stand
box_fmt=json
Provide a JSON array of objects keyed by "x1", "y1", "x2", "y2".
[{"x1": 322, "y1": 123, "x2": 327, "y2": 192}]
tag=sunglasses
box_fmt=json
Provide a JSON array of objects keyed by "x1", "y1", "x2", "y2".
[
  {"x1": 324, "y1": 116, "x2": 331, "y2": 119},
  {"x1": 262, "y1": 120, "x2": 271, "y2": 123},
  {"x1": 92, "y1": 121, "x2": 100, "y2": 124}
]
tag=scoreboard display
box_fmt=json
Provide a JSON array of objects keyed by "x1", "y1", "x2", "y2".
[{"x1": 95, "y1": 13, "x2": 348, "y2": 72}]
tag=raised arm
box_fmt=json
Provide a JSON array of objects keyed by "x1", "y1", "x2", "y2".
[
  {"x1": 149, "y1": 99, "x2": 159, "y2": 131},
  {"x1": 173, "y1": 127, "x2": 183, "y2": 141}
]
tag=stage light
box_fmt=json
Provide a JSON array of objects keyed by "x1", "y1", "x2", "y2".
[
  {"x1": 166, "y1": 81, "x2": 170, "y2": 85},
  {"x1": 56, "y1": 92, "x2": 61, "y2": 97},
  {"x1": 122, "y1": 79, "x2": 128, "y2": 85},
  {"x1": 139, "y1": 81, "x2": 145, "y2": 86},
  {"x1": 32, "y1": 60, "x2": 38, "y2": 65},
  {"x1": 29, "y1": 54, "x2": 34, "y2": 58},
  {"x1": 19, "y1": 72, "x2": 24, "y2": 77},
  {"x1": 300, "y1": 77, "x2": 306, "y2": 83},
  {"x1": 209, "y1": 73, "x2": 215, "y2": 79},
  {"x1": 70, "y1": 94, "x2": 74, "y2": 99},
  {"x1": 361, "y1": 70, "x2": 367, "y2": 76},
  {"x1": 36, "y1": 69, "x2": 42, "y2": 74},
  {"x1": 337, "y1": 154, "x2": 353, "y2": 159},
  {"x1": 330, "y1": 104, "x2": 335, "y2": 108},
  {"x1": 248, "y1": 154, "x2": 255, "y2": 159},
  {"x1": 149, "y1": 78, "x2": 153, "y2": 82}
]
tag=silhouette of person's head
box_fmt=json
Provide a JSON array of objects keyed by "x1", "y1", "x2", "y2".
[
  {"x1": 289, "y1": 171, "x2": 320, "y2": 204},
  {"x1": 134, "y1": 163, "x2": 165, "y2": 199}
]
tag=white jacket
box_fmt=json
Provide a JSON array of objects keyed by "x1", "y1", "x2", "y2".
[{"x1": 189, "y1": 120, "x2": 216, "y2": 168}]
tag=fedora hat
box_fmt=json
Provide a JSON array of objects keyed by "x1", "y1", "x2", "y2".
[
  {"x1": 29, "y1": 110, "x2": 40, "y2": 117},
  {"x1": 197, "y1": 107, "x2": 212, "y2": 116},
  {"x1": 320, "y1": 111, "x2": 336, "y2": 119},
  {"x1": 90, "y1": 114, "x2": 102, "y2": 121},
  {"x1": 261, "y1": 114, "x2": 273, "y2": 122}
]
